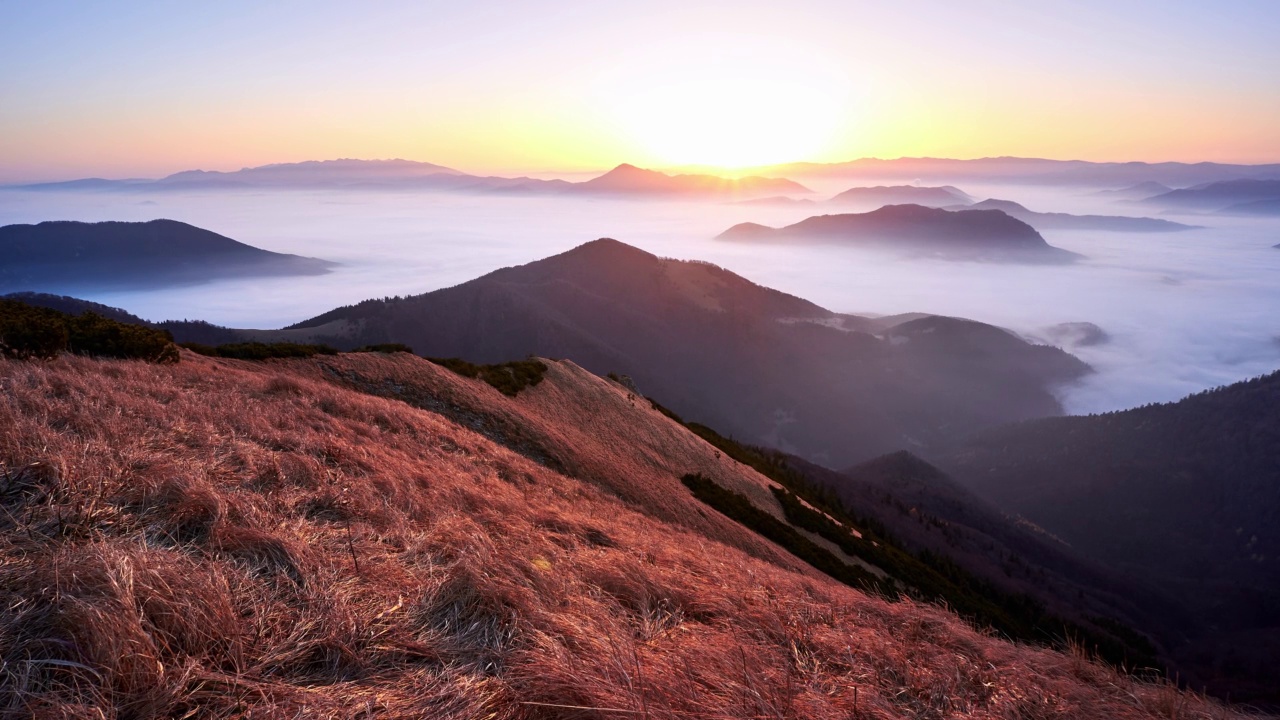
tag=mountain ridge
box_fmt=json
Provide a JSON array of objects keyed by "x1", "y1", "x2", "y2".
[
  {"x1": 717, "y1": 204, "x2": 1080, "y2": 262},
  {"x1": 0, "y1": 219, "x2": 334, "y2": 293}
]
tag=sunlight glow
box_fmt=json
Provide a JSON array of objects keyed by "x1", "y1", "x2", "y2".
[{"x1": 598, "y1": 37, "x2": 854, "y2": 169}]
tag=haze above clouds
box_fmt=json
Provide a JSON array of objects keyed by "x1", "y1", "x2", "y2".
[{"x1": 2, "y1": 181, "x2": 1276, "y2": 416}]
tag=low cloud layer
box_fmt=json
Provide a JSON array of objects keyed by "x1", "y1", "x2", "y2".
[{"x1": 2, "y1": 181, "x2": 1277, "y2": 415}]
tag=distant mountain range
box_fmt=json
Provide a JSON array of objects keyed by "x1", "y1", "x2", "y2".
[
  {"x1": 945, "y1": 198, "x2": 1198, "y2": 232},
  {"x1": 16, "y1": 157, "x2": 1280, "y2": 195},
  {"x1": 574, "y1": 163, "x2": 810, "y2": 197},
  {"x1": 716, "y1": 204, "x2": 1080, "y2": 262},
  {"x1": 752, "y1": 157, "x2": 1280, "y2": 187},
  {"x1": 1091, "y1": 181, "x2": 1175, "y2": 200},
  {"x1": 1140, "y1": 179, "x2": 1280, "y2": 214},
  {"x1": 826, "y1": 184, "x2": 973, "y2": 208},
  {"x1": 0, "y1": 219, "x2": 333, "y2": 293},
  {"x1": 938, "y1": 370, "x2": 1280, "y2": 702},
  {"x1": 13, "y1": 159, "x2": 808, "y2": 200}
]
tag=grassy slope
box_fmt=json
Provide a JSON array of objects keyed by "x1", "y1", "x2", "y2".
[{"x1": 0, "y1": 352, "x2": 1251, "y2": 719}]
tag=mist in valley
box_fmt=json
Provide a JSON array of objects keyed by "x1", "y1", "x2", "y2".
[{"x1": 2, "y1": 179, "x2": 1277, "y2": 417}]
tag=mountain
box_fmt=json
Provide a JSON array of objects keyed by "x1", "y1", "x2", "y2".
[
  {"x1": 754, "y1": 156, "x2": 1280, "y2": 187},
  {"x1": 1092, "y1": 181, "x2": 1175, "y2": 200},
  {"x1": 265, "y1": 239, "x2": 1088, "y2": 467},
  {"x1": 574, "y1": 163, "x2": 811, "y2": 197},
  {"x1": 14, "y1": 159, "x2": 809, "y2": 200},
  {"x1": 939, "y1": 370, "x2": 1280, "y2": 702},
  {"x1": 0, "y1": 345, "x2": 1242, "y2": 717},
  {"x1": 0, "y1": 291, "x2": 152, "y2": 324},
  {"x1": 730, "y1": 195, "x2": 818, "y2": 207},
  {"x1": 1141, "y1": 179, "x2": 1280, "y2": 212},
  {"x1": 828, "y1": 184, "x2": 974, "y2": 208},
  {"x1": 951, "y1": 198, "x2": 1198, "y2": 232},
  {"x1": 1223, "y1": 197, "x2": 1280, "y2": 216},
  {"x1": 155, "y1": 158, "x2": 466, "y2": 187},
  {"x1": 0, "y1": 219, "x2": 334, "y2": 293},
  {"x1": 717, "y1": 204, "x2": 1080, "y2": 262}
]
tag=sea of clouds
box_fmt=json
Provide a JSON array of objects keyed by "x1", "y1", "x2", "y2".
[{"x1": 1, "y1": 179, "x2": 1277, "y2": 415}]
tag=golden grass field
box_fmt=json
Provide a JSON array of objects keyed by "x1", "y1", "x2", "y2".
[{"x1": 0, "y1": 351, "x2": 1256, "y2": 718}]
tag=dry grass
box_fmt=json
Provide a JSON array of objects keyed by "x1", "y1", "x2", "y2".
[{"x1": 0, "y1": 352, "x2": 1261, "y2": 719}]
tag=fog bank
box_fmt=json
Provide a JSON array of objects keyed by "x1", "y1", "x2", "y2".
[{"x1": 1, "y1": 183, "x2": 1277, "y2": 415}]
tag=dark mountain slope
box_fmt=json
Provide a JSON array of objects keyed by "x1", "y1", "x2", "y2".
[
  {"x1": 940, "y1": 370, "x2": 1280, "y2": 702},
  {"x1": 0, "y1": 219, "x2": 333, "y2": 292},
  {"x1": 718, "y1": 204, "x2": 1080, "y2": 263},
  {"x1": 284, "y1": 238, "x2": 1087, "y2": 466}
]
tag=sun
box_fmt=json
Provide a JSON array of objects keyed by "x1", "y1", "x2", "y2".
[{"x1": 598, "y1": 37, "x2": 852, "y2": 170}]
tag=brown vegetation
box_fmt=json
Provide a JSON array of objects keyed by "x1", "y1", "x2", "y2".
[{"x1": 0, "y1": 352, "x2": 1258, "y2": 718}]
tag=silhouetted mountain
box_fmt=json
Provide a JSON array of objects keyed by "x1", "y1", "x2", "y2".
[
  {"x1": 828, "y1": 184, "x2": 973, "y2": 208},
  {"x1": 574, "y1": 163, "x2": 810, "y2": 197},
  {"x1": 950, "y1": 198, "x2": 1198, "y2": 232},
  {"x1": 755, "y1": 156, "x2": 1280, "y2": 187},
  {"x1": 939, "y1": 370, "x2": 1280, "y2": 702},
  {"x1": 1141, "y1": 179, "x2": 1280, "y2": 212},
  {"x1": 272, "y1": 239, "x2": 1087, "y2": 467},
  {"x1": 1092, "y1": 181, "x2": 1174, "y2": 200},
  {"x1": 0, "y1": 219, "x2": 334, "y2": 292},
  {"x1": 717, "y1": 204, "x2": 1079, "y2": 262}
]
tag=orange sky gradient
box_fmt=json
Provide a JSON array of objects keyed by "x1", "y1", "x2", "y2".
[{"x1": 2, "y1": 2, "x2": 1278, "y2": 182}]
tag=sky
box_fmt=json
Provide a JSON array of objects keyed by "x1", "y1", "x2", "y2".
[{"x1": 2, "y1": 0, "x2": 1279, "y2": 182}]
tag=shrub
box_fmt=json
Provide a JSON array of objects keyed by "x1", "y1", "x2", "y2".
[
  {"x1": 680, "y1": 473, "x2": 888, "y2": 595},
  {"x1": 180, "y1": 342, "x2": 339, "y2": 360},
  {"x1": 427, "y1": 357, "x2": 547, "y2": 397},
  {"x1": 0, "y1": 301, "x2": 69, "y2": 359},
  {"x1": 0, "y1": 301, "x2": 177, "y2": 362},
  {"x1": 354, "y1": 343, "x2": 415, "y2": 354},
  {"x1": 67, "y1": 312, "x2": 180, "y2": 363}
]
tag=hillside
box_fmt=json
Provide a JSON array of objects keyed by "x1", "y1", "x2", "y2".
[
  {"x1": 0, "y1": 219, "x2": 334, "y2": 292},
  {"x1": 953, "y1": 199, "x2": 1197, "y2": 232},
  {"x1": 717, "y1": 204, "x2": 1080, "y2": 263},
  {"x1": 278, "y1": 239, "x2": 1088, "y2": 467},
  {"x1": 940, "y1": 370, "x2": 1280, "y2": 702},
  {"x1": 0, "y1": 348, "x2": 1252, "y2": 718}
]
